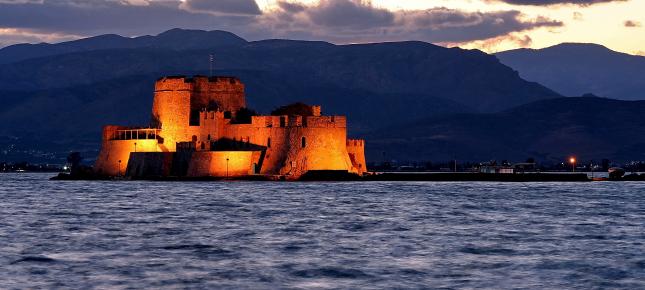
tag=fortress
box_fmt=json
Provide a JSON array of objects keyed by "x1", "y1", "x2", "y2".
[{"x1": 94, "y1": 76, "x2": 367, "y2": 180}]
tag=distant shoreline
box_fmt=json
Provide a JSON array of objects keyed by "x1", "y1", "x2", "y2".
[{"x1": 50, "y1": 171, "x2": 602, "y2": 182}]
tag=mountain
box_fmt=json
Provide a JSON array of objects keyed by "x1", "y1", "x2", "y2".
[
  {"x1": 366, "y1": 96, "x2": 645, "y2": 163},
  {"x1": 496, "y1": 43, "x2": 645, "y2": 100},
  {"x1": 0, "y1": 29, "x2": 247, "y2": 64},
  {"x1": 0, "y1": 29, "x2": 562, "y2": 163}
]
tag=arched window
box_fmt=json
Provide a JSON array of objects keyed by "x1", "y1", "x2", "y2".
[
  {"x1": 267, "y1": 138, "x2": 271, "y2": 148},
  {"x1": 301, "y1": 137, "x2": 306, "y2": 148}
]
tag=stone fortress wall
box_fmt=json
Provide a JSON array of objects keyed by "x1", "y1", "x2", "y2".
[{"x1": 94, "y1": 75, "x2": 367, "y2": 179}]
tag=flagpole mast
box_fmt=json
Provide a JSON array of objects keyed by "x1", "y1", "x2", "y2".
[{"x1": 209, "y1": 54, "x2": 213, "y2": 77}]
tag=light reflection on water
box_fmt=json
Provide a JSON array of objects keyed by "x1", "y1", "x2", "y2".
[{"x1": 0, "y1": 173, "x2": 644, "y2": 289}]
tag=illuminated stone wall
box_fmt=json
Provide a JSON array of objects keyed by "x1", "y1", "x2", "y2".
[
  {"x1": 190, "y1": 76, "x2": 245, "y2": 112},
  {"x1": 187, "y1": 151, "x2": 260, "y2": 177},
  {"x1": 222, "y1": 115, "x2": 356, "y2": 179},
  {"x1": 94, "y1": 137, "x2": 159, "y2": 176},
  {"x1": 347, "y1": 139, "x2": 367, "y2": 174},
  {"x1": 151, "y1": 76, "x2": 244, "y2": 151}
]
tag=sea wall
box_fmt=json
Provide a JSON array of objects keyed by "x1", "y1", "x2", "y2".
[
  {"x1": 126, "y1": 152, "x2": 174, "y2": 178},
  {"x1": 186, "y1": 151, "x2": 260, "y2": 177},
  {"x1": 94, "y1": 139, "x2": 159, "y2": 176}
]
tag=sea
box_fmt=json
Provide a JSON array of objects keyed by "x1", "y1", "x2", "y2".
[{"x1": 1, "y1": 173, "x2": 644, "y2": 289}]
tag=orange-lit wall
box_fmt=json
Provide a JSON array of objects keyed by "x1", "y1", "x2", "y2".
[
  {"x1": 222, "y1": 115, "x2": 355, "y2": 179},
  {"x1": 187, "y1": 151, "x2": 259, "y2": 177},
  {"x1": 151, "y1": 76, "x2": 245, "y2": 152},
  {"x1": 347, "y1": 139, "x2": 367, "y2": 174},
  {"x1": 190, "y1": 76, "x2": 245, "y2": 112},
  {"x1": 94, "y1": 138, "x2": 159, "y2": 176}
]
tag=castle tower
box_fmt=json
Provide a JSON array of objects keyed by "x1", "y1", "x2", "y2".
[{"x1": 151, "y1": 76, "x2": 245, "y2": 151}]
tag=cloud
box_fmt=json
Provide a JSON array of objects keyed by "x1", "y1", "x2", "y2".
[
  {"x1": 277, "y1": 1, "x2": 306, "y2": 13},
  {"x1": 0, "y1": 27, "x2": 79, "y2": 47},
  {"x1": 254, "y1": 2, "x2": 562, "y2": 44},
  {"x1": 182, "y1": 0, "x2": 261, "y2": 16},
  {"x1": 573, "y1": 11, "x2": 583, "y2": 20},
  {"x1": 456, "y1": 33, "x2": 533, "y2": 52},
  {"x1": 0, "y1": 0, "x2": 256, "y2": 36},
  {"x1": 403, "y1": 8, "x2": 562, "y2": 43},
  {"x1": 491, "y1": 0, "x2": 627, "y2": 6},
  {"x1": 305, "y1": 0, "x2": 394, "y2": 29},
  {"x1": 624, "y1": 20, "x2": 642, "y2": 27}
]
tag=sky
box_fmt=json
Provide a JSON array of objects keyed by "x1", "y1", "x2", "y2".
[{"x1": 0, "y1": 0, "x2": 642, "y2": 54}]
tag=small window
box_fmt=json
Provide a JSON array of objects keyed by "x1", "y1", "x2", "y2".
[
  {"x1": 301, "y1": 137, "x2": 306, "y2": 148},
  {"x1": 267, "y1": 138, "x2": 271, "y2": 148},
  {"x1": 207, "y1": 134, "x2": 211, "y2": 140},
  {"x1": 192, "y1": 135, "x2": 197, "y2": 142}
]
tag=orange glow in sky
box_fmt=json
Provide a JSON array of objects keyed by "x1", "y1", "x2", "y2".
[{"x1": 260, "y1": 0, "x2": 644, "y2": 54}]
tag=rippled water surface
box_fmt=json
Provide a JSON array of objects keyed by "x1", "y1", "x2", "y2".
[{"x1": 1, "y1": 173, "x2": 644, "y2": 289}]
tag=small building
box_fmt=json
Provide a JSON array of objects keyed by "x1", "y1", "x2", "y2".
[
  {"x1": 479, "y1": 165, "x2": 514, "y2": 174},
  {"x1": 479, "y1": 162, "x2": 537, "y2": 174}
]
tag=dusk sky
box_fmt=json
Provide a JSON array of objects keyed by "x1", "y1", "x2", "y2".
[{"x1": 0, "y1": 0, "x2": 642, "y2": 54}]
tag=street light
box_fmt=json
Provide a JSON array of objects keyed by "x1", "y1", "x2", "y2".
[
  {"x1": 226, "y1": 157, "x2": 229, "y2": 178},
  {"x1": 134, "y1": 142, "x2": 137, "y2": 152},
  {"x1": 118, "y1": 159, "x2": 122, "y2": 177},
  {"x1": 569, "y1": 157, "x2": 576, "y2": 172}
]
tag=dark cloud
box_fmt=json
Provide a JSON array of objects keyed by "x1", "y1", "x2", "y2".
[
  {"x1": 398, "y1": 8, "x2": 562, "y2": 43},
  {"x1": 277, "y1": 1, "x2": 306, "y2": 13},
  {"x1": 0, "y1": 0, "x2": 564, "y2": 49},
  {"x1": 305, "y1": 0, "x2": 394, "y2": 29},
  {"x1": 0, "y1": 0, "x2": 255, "y2": 36},
  {"x1": 492, "y1": 0, "x2": 626, "y2": 6},
  {"x1": 624, "y1": 20, "x2": 642, "y2": 27},
  {"x1": 183, "y1": 0, "x2": 261, "y2": 15}
]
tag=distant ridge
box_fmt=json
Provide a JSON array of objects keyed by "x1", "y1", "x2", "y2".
[
  {"x1": 496, "y1": 43, "x2": 645, "y2": 100},
  {"x1": 0, "y1": 29, "x2": 247, "y2": 64}
]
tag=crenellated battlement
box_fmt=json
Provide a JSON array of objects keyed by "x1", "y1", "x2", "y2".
[
  {"x1": 306, "y1": 116, "x2": 346, "y2": 128},
  {"x1": 155, "y1": 76, "x2": 243, "y2": 92},
  {"x1": 241, "y1": 115, "x2": 347, "y2": 128},
  {"x1": 199, "y1": 110, "x2": 225, "y2": 120},
  {"x1": 346, "y1": 139, "x2": 365, "y2": 147}
]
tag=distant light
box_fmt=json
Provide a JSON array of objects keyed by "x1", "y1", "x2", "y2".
[
  {"x1": 569, "y1": 157, "x2": 576, "y2": 164},
  {"x1": 63, "y1": 166, "x2": 68, "y2": 170}
]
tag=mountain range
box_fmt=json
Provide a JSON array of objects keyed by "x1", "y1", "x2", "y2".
[
  {"x1": 496, "y1": 43, "x2": 645, "y2": 101},
  {"x1": 0, "y1": 29, "x2": 642, "y2": 164}
]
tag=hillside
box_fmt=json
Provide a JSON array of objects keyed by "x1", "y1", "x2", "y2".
[
  {"x1": 496, "y1": 43, "x2": 645, "y2": 100},
  {"x1": 0, "y1": 29, "x2": 563, "y2": 162},
  {"x1": 366, "y1": 96, "x2": 645, "y2": 163},
  {"x1": 0, "y1": 29, "x2": 247, "y2": 64}
]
